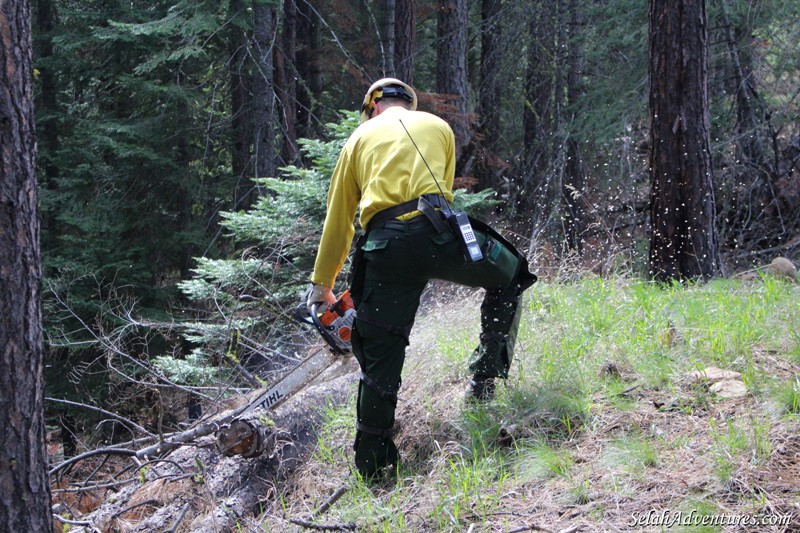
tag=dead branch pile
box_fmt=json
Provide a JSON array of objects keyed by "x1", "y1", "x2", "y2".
[{"x1": 55, "y1": 363, "x2": 358, "y2": 533}]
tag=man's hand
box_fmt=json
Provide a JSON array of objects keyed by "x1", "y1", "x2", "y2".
[{"x1": 305, "y1": 283, "x2": 336, "y2": 313}]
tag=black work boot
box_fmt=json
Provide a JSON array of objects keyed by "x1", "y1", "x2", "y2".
[
  {"x1": 354, "y1": 433, "x2": 399, "y2": 480},
  {"x1": 466, "y1": 375, "x2": 496, "y2": 402}
]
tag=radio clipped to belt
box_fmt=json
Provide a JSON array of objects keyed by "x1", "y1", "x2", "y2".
[
  {"x1": 416, "y1": 195, "x2": 483, "y2": 263},
  {"x1": 447, "y1": 210, "x2": 483, "y2": 263}
]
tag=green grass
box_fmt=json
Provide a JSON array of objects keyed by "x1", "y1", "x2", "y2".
[
  {"x1": 708, "y1": 414, "x2": 773, "y2": 482},
  {"x1": 514, "y1": 439, "x2": 575, "y2": 481},
  {"x1": 771, "y1": 375, "x2": 800, "y2": 415},
  {"x1": 262, "y1": 275, "x2": 800, "y2": 531}
]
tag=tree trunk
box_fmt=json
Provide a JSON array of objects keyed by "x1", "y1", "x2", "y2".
[
  {"x1": 385, "y1": 0, "x2": 397, "y2": 76},
  {"x1": 34, "y1": 0, "x2": 60, "y2": 254},
  {"x1": 562, "y1": 0, "x2": 586, "y2": 253},
  {"x1": 175, "y1": 97, "x2": 194, "y2": 279},
  {"x1": 436, "y1": 0, "x2": 470, "y2": 160},
  {"x1": 523, "y1": 1, "x2": 555, "y2": 222},
  {"x1": 720, "y1": 0, "x2": 772, "y2": 175},
  {"x1": 476, "y1": 0, "x2": 502, "y2": 190},
  {"x1": 35, "y1": 0, "x2": 59, "y2": 182},
  {"x1": 296, "y1": 0, "x2": 321, "y2": 140},
  {"x1": 229, "y1": 0, "x2": 252, "y2": 210},
  {"x1": 717, "y1": 0, "x2": 780, "y2": 249},
  {"x1": 648, "y1": 0, "x2": 719, "y2": 282},
  {"x1": 395, "y1": 0, "x2": 416, "y2": 84},
  {"x1": 479, "y1": 0, "x2": 500, "y2": 148},
  {"x1": 0, "y1": 0, "x2": 53, "y2": 529},
  {"x1": 252, "y1": 1, "x2": 276, "y2": 182},
  {"x1": 277, "y1": 0, "x2": 299, "y2": 164}
]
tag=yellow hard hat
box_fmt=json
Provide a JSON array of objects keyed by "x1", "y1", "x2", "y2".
[{"x1": 359, "y1": 78, "x2": 417, "y2": 123}]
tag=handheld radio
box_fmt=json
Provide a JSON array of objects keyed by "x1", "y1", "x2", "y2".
[{"x1": 451, "y1": 211, "x2": 483, "y2": 262}]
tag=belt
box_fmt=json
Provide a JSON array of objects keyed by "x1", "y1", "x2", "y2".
[
  {"x1": 366, "y1": 194, "x2": 450, "y2": 233},
  {"x1": 380, "y1": 216, "x2": 433, "y2": 232}
]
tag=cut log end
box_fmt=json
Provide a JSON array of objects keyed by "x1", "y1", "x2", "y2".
[{"x1": 214, "y1": 416, "x2": 288, "y2": 458}]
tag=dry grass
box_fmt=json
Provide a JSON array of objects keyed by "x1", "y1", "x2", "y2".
[{"x1": 256, "y1": 277, "x2": 800, "y2": 532}]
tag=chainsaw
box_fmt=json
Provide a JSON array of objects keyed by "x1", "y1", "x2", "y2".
[
  {"x1": 241, "y1": 291, "x2": 356, "y2": 412},
  {"x1": 293, "y1": 290, "x2": 356, "y2": 355}
]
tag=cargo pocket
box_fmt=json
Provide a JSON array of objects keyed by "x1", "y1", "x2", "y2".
[
  {"x1": 362, "y1": 238, "x2": 389, "y2": 257},
  {"x1": 359, "y1": 238, "x2": 390, "y2": 275}
]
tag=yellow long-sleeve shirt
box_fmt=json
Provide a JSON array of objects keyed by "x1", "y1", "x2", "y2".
[{"x1": 311, "y1": 106, "x2": 456, "y2": 288}]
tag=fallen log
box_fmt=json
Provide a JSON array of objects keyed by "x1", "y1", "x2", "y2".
[{"x1": 70, "y1": 357, "x2": 359, "y2": 533}]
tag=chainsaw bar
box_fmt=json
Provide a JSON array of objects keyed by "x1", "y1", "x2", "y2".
[
  {"x1": 239, "y1": 347, "x2": 338, "y2": 416},
  {"x1": 248, "y1": 294, "x2": 356, "y2": 414}
]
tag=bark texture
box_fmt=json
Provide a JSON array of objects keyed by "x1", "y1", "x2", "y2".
[
  {"x1": 395, "y1": 0, "x2": 416, "y2": 84},
  {"x1": 0, "y1": 0, "x2": 53, "y2": 530},
  {"x1": 252, "y1": 1, "x2": 276, "y2": 182},
  {"x1": 522, "y1": 1, "x2": 556, "y2": 217},
  {"x1": 648, "y1": 0, "x2": 719, "y2": 282},
  {"x1": 277, "y1": 0, "x2": 299, "y2": 163},
  {"x1": 562, "y1": 0, "x2": 587, "y2": 252},
  {"x1": 229, "y1": 0, "x2": 252, "y2": 209},
  {"x1": 436, "y1": 0, "x2": 470, "y2": 159},
  {"x1": 478, "y1": 0, "x2": 501, "y2": 150}
]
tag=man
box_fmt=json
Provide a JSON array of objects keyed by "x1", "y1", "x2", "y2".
[{"x1": 306, "y1": 78, "x2": 536, "y2": 477}]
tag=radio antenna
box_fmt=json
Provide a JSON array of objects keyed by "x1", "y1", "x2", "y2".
[{"x1": 398, "y1": 119, "x2": 453, "y2": 213}]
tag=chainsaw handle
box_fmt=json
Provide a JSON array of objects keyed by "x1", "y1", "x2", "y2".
[
  {"x1": 309, "y1": 302, "x2": 323, "y2": 326},
  {"x1": 293, "y1": 302, "x2": 348, "y2": 355},
  {"x1": 292, "y1": 302, "x2": 325, "y2": 327}
]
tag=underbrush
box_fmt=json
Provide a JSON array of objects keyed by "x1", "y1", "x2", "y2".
[{"x1": 261, "y1": 274, "x2": 800, "y2": 532}]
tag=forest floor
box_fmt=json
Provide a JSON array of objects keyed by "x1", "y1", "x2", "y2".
[
  {"x1": 52, "y1": 272, "x2": 800, "y2": 532},
  {"x1": 258, "y1": 275, "x2": 800, "y2": 532}
]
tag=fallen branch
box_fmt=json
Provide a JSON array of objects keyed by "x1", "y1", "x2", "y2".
[
  {"x1": 505, "y1": 522, "x2": 582, "y2": 533},
  {"x1": 312, "y1": 485, "x2": 349, "y2": 518},
  {"x1": 284, "y1": 483, "x2": 352, "y2": 533},
  {"x1": 49, "y1": 448, "x2": 138, "y2": 477},
  {"x1": 166, "y1": 503, "x2": 191, "y2": 533},
  {"x1": 46, "y1": 396, "x2": 154, "y2": 437},
  {"x1": 507, "y1": 525, "x2": 560, "y2": 533},
  {"x1": 111, "y1": 498, "x2": 160, "y2": 520},
  {"x1": 52, "y1": 514, "x2": 94, "y2": 528},
  {"x1": 722, "y1": 237, "x2": 800, "y2": 260},
  {"x1": 288, "y1": 517, "x2": 357, "y2": 531},
  {"x1": 596, "y1": 383, "x2": 641, "y2": 401},
  {"x1": 52, "y1": 477, "x2": 139, "y2": 493}
]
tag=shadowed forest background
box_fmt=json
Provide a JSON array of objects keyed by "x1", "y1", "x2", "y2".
[{"x1": 31, "y1": 0, "x2": 799, "y2": 498}]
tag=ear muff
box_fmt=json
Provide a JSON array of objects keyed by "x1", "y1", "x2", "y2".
[
  {"x1": 360, "y1": 78, "x2": 417, "y2": 123},
  {"x1": 360, "y1": 88, "x2": 384, "y2": 121}
]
